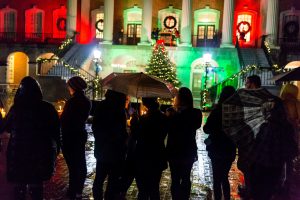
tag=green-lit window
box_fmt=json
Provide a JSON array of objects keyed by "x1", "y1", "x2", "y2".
[{"x1": 198, "y1": 26, "x2": 205, "y2": 39}]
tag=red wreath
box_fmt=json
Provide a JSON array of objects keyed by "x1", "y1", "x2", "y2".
[{"x1": 237, "y1": 21, "x2": 251, "y2": 34}]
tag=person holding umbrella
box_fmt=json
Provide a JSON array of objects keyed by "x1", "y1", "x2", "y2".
[
  {"x1": 132, "y1": 97, "x2": 168, "y2": 199},
  {"x1": 223, "y1": 75, "x2": 298, "y2": 200},
  {"x1": 166, "y1": 87, "x2": 202, "y2": 200}
]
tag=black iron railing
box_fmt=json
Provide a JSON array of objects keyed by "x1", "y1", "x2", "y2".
[
  {"x1": 0, "y1": 32, "x2": 66, "y2": 44},
  {"x1": 206, "y1": 66, "x2": 275, "y2": 106}
]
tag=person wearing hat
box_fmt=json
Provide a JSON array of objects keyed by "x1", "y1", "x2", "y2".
[{"x1": 61, "y1": 76, "x2": 91, "y2": 199}]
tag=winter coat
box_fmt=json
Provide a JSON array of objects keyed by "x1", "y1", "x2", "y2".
[
  {"x1": 60, "y1": 91, "x2": 91, "y2": 145},
  {"x1": 203, "y1": 104, "x2": 236, "y2": 160},
  {"x1": 4, "y1": 101, "x2": 60, "y2": 183},
  {"x1": 92, "y1": 99, "x2": 128, "y2": 163},
  {"x1": 166, "y1": 107, "x2": 202, "y2": 162},
  {"x1": 133, "y1": 109, "x2": 168, "y2": 171}
]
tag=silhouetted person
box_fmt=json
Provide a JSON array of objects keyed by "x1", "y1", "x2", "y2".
[
  {"x1": 203, "y1": 86, "x2": 236, "y2": 200},
  {"x1": 166, "y1": 87, "x2": 202, "y2": 200},
  {"x1": 120, "y1": 96, "x2": 137, "y2": 197},
  {"x1": 61, "y1": 76, "x2": 91, "y2": 199},
  {"x1": 92, "y1": 90, "x2": 128, "y2": 200},
  {"x1": 133, "y1": 97, "x2": 168, "y2": 199},
  {"x1": 279, "y1": 84, "x2": 300, "y2": 198},
  {"x1": 1, "y1": 76, "x2": 60, "y2": 200},
  {"x1": 245, "y1": 75, "x2": 261, "y2": 89}
]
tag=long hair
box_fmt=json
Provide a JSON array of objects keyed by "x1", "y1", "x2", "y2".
[
  {"x1": 175, "y1": 87, "x2": 194, "y2": 109},
  {"x1": 218, "y1": 86, "x2": 236, "y2": 104},
  {"x1": 104, "y1": 89, "x2": 127, "y2": 108},
  {"x1": 280, "y1": 84, "x2": 298, "y2": 100},
  {"x1": 14, "y1": 76, "x2": 43, "y2": 106}
]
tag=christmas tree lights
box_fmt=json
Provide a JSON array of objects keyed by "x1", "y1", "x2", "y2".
[{"x1": 146, "y1": 43, "x2": 181, "y2": 87}]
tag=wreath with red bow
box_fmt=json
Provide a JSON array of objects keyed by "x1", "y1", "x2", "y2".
[
  {"x1": 95, "y1": 19, "x2": 104, "y2": 32},
  {"x1": 163, "y1": 16, "x2": 177, "y2": 29},
  {"x1": 57, "y1": 18, "x2": 67, "y2": 31},
  {"x1": 237, "y1": 21, "x2": 251, "y2": 34}
]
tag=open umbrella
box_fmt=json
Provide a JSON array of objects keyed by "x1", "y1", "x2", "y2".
[
  {"x1": 271, "y1": 66, "x2": 300, "y2": 82},
  {"x1": 102, "y1": 72, "x2": 176, "y2": 98},
  {"x1": 222, "y1": 88, "x2": 293, "y2": 168}
]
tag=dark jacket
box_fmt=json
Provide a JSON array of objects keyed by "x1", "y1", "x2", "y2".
[
  {"x1": 92, "y1": 98, "x2": 128, "y2": 163},
  {"x1": 133, "y1": 109, "x2": 168, "y2": 171},
  {"x1": 166, "y1": 107, "x2": 202, "y2": 162},
  {"x1": 60, "y1": 91, "x2": 91, "y2": 144},
  {"x1": 3, "y1": 101, "x2": 60, "y2": 183},
  {"x1": 203, "y1": 104, "x2": 236, "y2": 159}
]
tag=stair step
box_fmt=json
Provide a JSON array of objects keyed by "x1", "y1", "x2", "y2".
[{"x1": 36, "y1": 76, "x2": 70, "y2": 102}]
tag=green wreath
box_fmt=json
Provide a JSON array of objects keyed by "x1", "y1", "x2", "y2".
[
  {"x1": 56, "y1": 17, "x2": 67, "y2": 31},
  {"x1": 95, "y1": 19, "x2": 104, "y2": 32},
  {"x1": 163, "y1": 16, "x2": 177, "y2": 29},
  {"x1": 284, "y1": 21, "x2": 299, "y2": 37}
]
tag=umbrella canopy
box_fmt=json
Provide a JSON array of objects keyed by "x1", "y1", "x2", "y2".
[
  {"x1": 222, "y1": 88, "x2": 276, "y2": 143},
  {"x1": 222, "y1": 88, "x2": 283, "y2": 168},
  {"x1": 271, "y1": 66, "x2": 300, "y2": 82},
  {"x1": 102, "y1": 72, "x2": 176, "y2": 98}
]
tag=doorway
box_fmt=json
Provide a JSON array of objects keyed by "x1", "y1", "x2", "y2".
[
  {"x1": 127, "y1": 24, "x2": 141, "y2": 45},
  {"x1": 197, "y1": 25, "x2": 215, "y2": 47}
]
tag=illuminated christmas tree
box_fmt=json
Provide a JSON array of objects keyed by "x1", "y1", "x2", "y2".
[{"x1": 146, "y1": 42, "x2": 180, "y2": 87}]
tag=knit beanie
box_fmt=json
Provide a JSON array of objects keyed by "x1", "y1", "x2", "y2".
[{"x1": 67, "y1": 76, "x2": 87, "y2": 91}]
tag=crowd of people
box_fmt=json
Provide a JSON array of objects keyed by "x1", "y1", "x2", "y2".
[{"x1": 0, "y1": 74, "x2": 299, "y2": 200}]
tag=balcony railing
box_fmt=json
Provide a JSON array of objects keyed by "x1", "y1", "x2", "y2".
[
  {"x1": 0, "y1": 32, "x2": 66, "y2": 44},
  {"x1": 113, "y1": 34, "x2": 221, "y2": 47}
]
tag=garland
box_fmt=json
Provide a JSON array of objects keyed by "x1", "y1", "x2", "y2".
[{"x1": 284, "y1": 21, "x2": 299, "y2": 37}]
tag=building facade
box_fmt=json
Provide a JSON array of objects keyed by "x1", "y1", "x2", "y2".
[{"x1": 0, "y1": 0, "x2": 299, "y2": 103}]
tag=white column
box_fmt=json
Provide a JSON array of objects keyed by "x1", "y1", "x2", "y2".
[
  {"x1": 67, "y1": 0, "x2": 77, "y2": 37},
  {"x1": 139, "y1": 0, "x2": 153, "y2": 45},
  {"x1": 102, "y1": 0, "x2": 114, "y2": 44},
  {"x1": 266, "y1": 0, "x2": 279, "y2": 46},
  {"x1": 220, "y1": 0, "x2": 234, "y2": 48},
  {"x1": 180, "y1": 0, "x2": 192, "y2": 46}
]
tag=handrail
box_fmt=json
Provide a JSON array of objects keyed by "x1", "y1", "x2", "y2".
[
  {"x1": 0, "y1": 32, "x2": 66, "y2": 44},
  {"x1": 261, "y1": 35, "x2": 281, "y2": 73},
  {"x1": 235, "y1": 37, "x2": 245, "y2": 69},
  {"x1": 206, "y1": 65, "x2": 275, "y2": 106}
]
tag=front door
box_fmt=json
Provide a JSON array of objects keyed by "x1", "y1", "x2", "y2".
[
  {"x1": 197, "y1": 25, "x2": 215, "y2": 47},
  {"x1": 127, "y1": 24, "x2": 141, "y2": 45}
]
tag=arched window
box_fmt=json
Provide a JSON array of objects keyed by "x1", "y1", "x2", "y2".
[
  {"x1": 0, "y1": 6, "x2": 17, "y2": 39},
  {"x1": 123, "y1": 5, "x2": 142, "y2": 45},
  {"x1": 91, "y1": 7, "x2": 104, "y2": 40},
  {"x1": 234, "y1": 9, "x2": 257, "y2": 47},
  {"x1": 194, "y1": 6, "x2": 220, "y2": 47},
  {"x1": 279, "y1": 7, "x2": 300, "y2": 43},
  {"x1": 236, "y1": 14, "x2": 252, "y2": 42},
  {"x1": 53, "y1": 5, "x2": 67, "y2": 38},
  {"x1": 25, "y1": 6, "x2": 45, "y2": 40}
]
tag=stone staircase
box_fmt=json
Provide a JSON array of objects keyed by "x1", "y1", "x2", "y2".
[
  {"x1": 238, "y1": 48, "x2": 280, "y2": 95},
  {"x1": 35, "y1": 76, "x2": 70, "y2": 102},
  {"x1": 239, "y1": 48, "x2": 270, "y2": 68}
]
